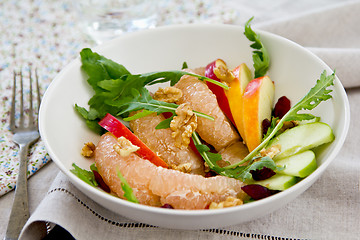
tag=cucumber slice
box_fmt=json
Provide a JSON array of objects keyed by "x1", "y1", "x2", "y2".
[
  {"x1": 267, "y1": 122, "x2": 334, "y2": 160},
  {"x1": 275, "y1": 150, "x2": 317, "y2": 178},
  {"x1": 254, "y1": 174, "x2": 297, "y2": 191}
]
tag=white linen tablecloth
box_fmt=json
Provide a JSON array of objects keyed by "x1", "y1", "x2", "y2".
[{"x1": 1, "y1": 1, "x2": 359, "y2": 239}]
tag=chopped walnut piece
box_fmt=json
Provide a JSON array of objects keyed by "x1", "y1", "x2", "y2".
[
  {"x1": 209, "y1": 197, "x2": 243, "y2": 209},
  {"x1": 170, "y1": 103, "x2": 197, "y2": 149},
  {"x1": 81, "y1": 142, "x2": 96, "y2": 158},
  {"x1": 153, "y1": 87, "x2": 183, "y2": 103},
  {"x1": 213, "y1": 63, "x2": 235, "y2": 83},
  {"x1": 113, "y1": 136, "x2": 140, "y2": 157},
  {"x1": 276, "y1": 119, "x2": 298, "y2": 132},
  {"x1": 170, "y1": 162, "x2": 192, "y2": 173},
  {"x1": 260, "y1": 145, "x2": 281, "y2": 159},
  {"x1": 204, "y1": 161, "x2": 210, "y2": 173}
]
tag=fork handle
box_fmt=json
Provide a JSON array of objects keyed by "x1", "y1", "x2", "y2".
[{"x1": 4, "y1": 143, "x2": 30, "y2": 240}]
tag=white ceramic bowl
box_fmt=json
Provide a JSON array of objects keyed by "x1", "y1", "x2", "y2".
[{"x1": 39, "y1": 24, "x2": 350, "y2": 229}]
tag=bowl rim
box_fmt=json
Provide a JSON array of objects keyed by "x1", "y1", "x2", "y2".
[{"x1": 39, "y1": 23, "x2": 351, "y2": 217}]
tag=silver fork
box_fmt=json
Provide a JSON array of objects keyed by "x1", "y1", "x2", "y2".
[{"x1": 4, "y1": 67, "x2": 41, "y2": 240}]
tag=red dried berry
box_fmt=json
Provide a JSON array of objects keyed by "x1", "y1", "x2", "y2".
[
  {"x1": 205, "y1": 171, "x2": 217, "y2": 178},
  {"x1": 262, "y1": 118, "x2": 271, "y2": 137},
  {"x1": 241, "y1": 184, "x2": 278, "y2": 200},
  {"x1": 93, "y1": 170, "x2": 111, "y2": 193},
  {"x1": 161, "y1": 204, "x2": 174, "y2": 209},
  {"x1": 250, "y1": 167, "x2": 276, "y2": 181},
  {"x1": 273, "y1": 96, "x2": 291, "y2": 118}
]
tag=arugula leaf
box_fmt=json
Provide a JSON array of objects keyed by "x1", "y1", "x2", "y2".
[
  {"x1": 138, "y1": 70, "x2": 229, "y2": 89},
  {"x1": 191, "y1": 132, "x2": 224, "y2": 173},
  {"x1": 108, "y1": 87, "x2": 214, "y2": 121},
  {"x1": 80, "y1": 48, "x2": 130, "y2": 93},
  {"x1": 155, "y1": 115, "x2": 174, "y2": 129},
  {"x1": 224, "y1": 70, "x2": 335, "y2": 170},
  {"x1": 74, "y1": 104, "x2": 104, "y2": 134},
  {"x1": 90, "y1": 163, "x2": 98, "y2": 172},
  {"x1": 116, "y1": 169, "x2": 139, "y2": 203},
  {"x1": 76, "y1": 49, "x2": 227, "y2": 134},
  {"x1": 70, "y1": 163, "x2": 98, "y2": 187},
  {"x1": 237, "y1": 156, "x2": 281, "y2": 181},
  {"x1": 182, "y1": 62, "x2": 188, "y2": 69},
  {"x1": 123, "y1": 109, "x2": 155, "y2": 121},
  {"x1": 244, "y1": 17, "x2": 270, "y2": 78},
  {"x1": 262, "y1": 117, "x2": 278, "y2": 141}
]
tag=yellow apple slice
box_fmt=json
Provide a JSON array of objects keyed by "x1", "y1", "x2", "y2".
[
  {"x1": 242, "y1": 76, "x2": 275, "y2": 152},
  {"x1": 225, "y1": 63, "x2": 252, "y2": 139}
]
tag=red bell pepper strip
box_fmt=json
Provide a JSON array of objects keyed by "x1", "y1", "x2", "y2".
[{"x1": 98, "y1": 113, "x2": 169, "y2": 168}]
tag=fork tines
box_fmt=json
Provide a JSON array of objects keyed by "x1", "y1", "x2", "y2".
[{"x1": 10, "y1": 66, "x2": 41, "y2": 131}]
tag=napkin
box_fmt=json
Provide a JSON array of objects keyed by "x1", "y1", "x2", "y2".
[{"x1": 16, "y1": 0, "x2": 360, "y2": 239}]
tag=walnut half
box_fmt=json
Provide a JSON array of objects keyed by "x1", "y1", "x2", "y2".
[
  {"x1": 170, "y1": 103, "x2": 197, "y2": 149},
  {"x1": 170, "y1": 162, "x2": 192, "y2": 173},
  {"x1": 260, "y1": 145, "x2": 281, "y2": 159},
  {"x1": 209, "y1": 197, "x2": 243, "y2": 209},
  {"x1": 153, "y1": 87, "x2": 183, "y2": 103},
  {"x1": 81, "y1": 142, "x2": 96, "y2": 158},
  {"x1": 213, "y1": 60, "x2": 235, "y2": 84},
  {"x1": 113, "y1": 136, "x2": 140, "y2": 157}
]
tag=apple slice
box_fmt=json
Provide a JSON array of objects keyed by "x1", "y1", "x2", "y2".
[
  {"x1": 267, "y1": 122, "x2": 334, "y2": 160},
  {"x1": 205, "y1": 59, "x2": 235, "y2": 125},
  {"x1": 242, "y1": 76, "x2": 275, "y2": 152},
  {"x1": 275, "y1": 150, "x2": 317, "y2": 178},
  {"x1": 225, "y1": 63, "x2": 252, "y2": 140},
  {"x1": 253, "y1": 174, "x2": 297, "y2": 191}
]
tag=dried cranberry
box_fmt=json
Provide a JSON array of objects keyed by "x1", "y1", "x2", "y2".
[
  {"x1": 162, "y1": 112, "x2": 173, "y2": 119},
  {"x1": 241, "y1": 184, "x2": 279, "y2": 200},
  {"x1": 262, "y1": 118, "x2": 271, "y2": 137},
  {"x1": 92, "y1": 170, "x2": 111, "y2": 193},
  {"x1": 205, "y1": 171, "x2": 217, "y2": 178},
  {"x1": 250, "y1": 167, "x2": 276, "y2": 181},
  {"x1": 273, "y1": 96, "x2": 291, "y2": 118},
  {"x1": 161, "y1": 204, "x2": 174, "y2": 209}
]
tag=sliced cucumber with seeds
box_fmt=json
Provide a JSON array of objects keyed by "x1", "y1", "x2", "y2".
[
  {"x1": 254, "y1": 174, "x2": 297, "y2": 191},
  {"x1": 267, "y1": 122, "x2": 334, "y2": 160},
  {"x1": 275, "y1": 150, "x2": 317, "y2": 178}
]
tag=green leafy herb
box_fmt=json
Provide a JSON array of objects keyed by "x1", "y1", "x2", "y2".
[
  {"x1": 244, "y1": 17, "x2": 270, "y2": 78},
  {"x1": 237, "y1": 156, "x2": 283, "y2": 181},
  {"x1": 90, "y1": 163, "x2": 98, "y2": 172},
  {"x1": 192, "y1": 130, "x2": 281, "y2": 181},
  {"x1": 182, "y1": 62, "x2": 188, "y2": 69},
  {"x1": 191, "y1": 132, "x2": 223, "y2": 173},
  {"x1": 116, "y1": 169, "x2": 139, "y2": 203},
  {"x1": 74, "y1": 104, "x2": 104, "y2": 134},
  {"x1": 139, "y1": 70, "x2": 228, "y2": 89},
  {"x1": 122, "y1": 109, "x2": 155, "y2": 121},
  {"x1": 76, "y1": 49, "x2": 227, "y2": 134},
  {"x1": 70, "y1": 163, "x2": 98, "y2": 187},
  {"x1": 108, "y1": 87, "x2": 214, "y2": 121},
  {"x1": 262, "y1": 117, "x2": 278, "y2": 141},
  {"x1": 224, "y1": 70, "x2": 335, "y2": 169},
  {"x1": 155, "y1": 115, "x2": 174, "y2": 129},
  {"x1": 80, "y1": 48, "x2": 131, "y2": 93}
]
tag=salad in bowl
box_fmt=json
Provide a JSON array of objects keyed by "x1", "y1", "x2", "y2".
[
  {"x1": 39, "y1": 19, "x2": 349, "y2": 229},
  {"x1": 72, "y1": 19, "x2": 335, "y2": 209}
]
